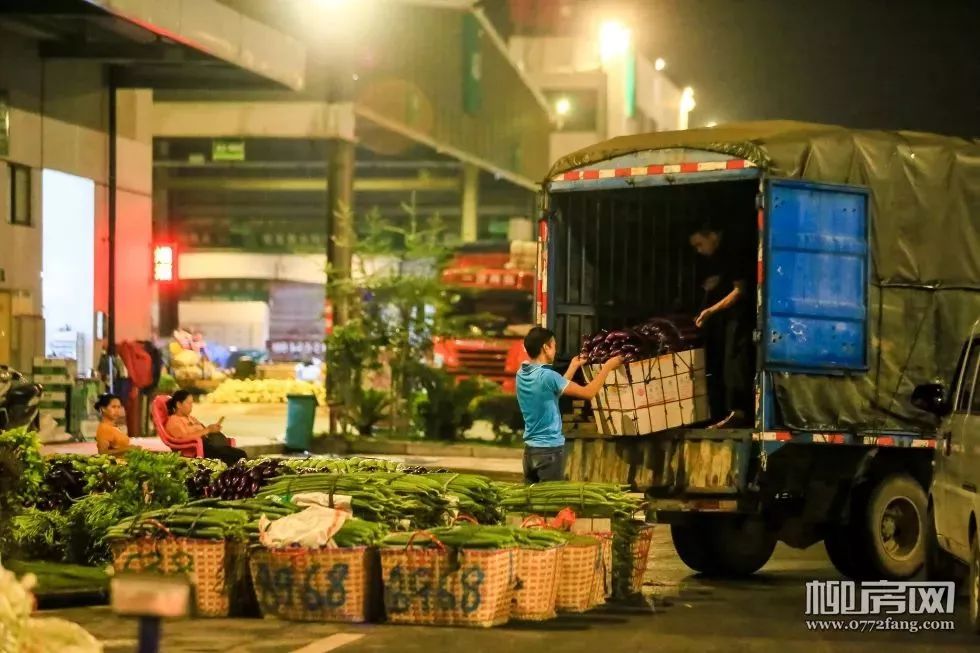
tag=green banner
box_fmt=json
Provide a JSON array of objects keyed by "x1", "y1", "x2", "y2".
[
  {"x1": 462, "y1": 14, "x2": 482, "y2": 115},
  {"x1": 0, "y1": 91, "x2": 9, "y2": 157}
]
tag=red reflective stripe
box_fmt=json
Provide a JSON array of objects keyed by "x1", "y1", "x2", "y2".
[
  {"x1": 647, "y1": 164, "x2": 665, "y2": 175},
  {"x1": 726, "y1": 159, "x2": 748, "y2": 170},
  {"x1": 583, "y1": 170, "x2": 600, "y2": 180},
  {"x1": 615, "y1": 167, "x2": 631, "y2": 177},
  {"x1": 876, "y1": 436, "x2": 895, "y2": 447},
  {"x1": 680, "y1": 162, "x2": 699, "y2": 173},
  {"x1": 827, "y1": 434, "x2": 846, "y2": 444},
  {"x1": 563, "y1": 171, "x2": 580, "y2": 181},
  {"x1": 775, "y1": 431, "x2": 792, "y2": 441}
]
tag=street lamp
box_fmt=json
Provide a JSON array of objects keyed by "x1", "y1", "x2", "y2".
[
  {"x1": 655, "y1": 57, "x2": 666, "y2": 71},
  {"x1": 555, "y1": 97, "x2": 572, "y2": 117},
  {"x1": 599, "y1": 20, "x2": 631, "y2": 63}
]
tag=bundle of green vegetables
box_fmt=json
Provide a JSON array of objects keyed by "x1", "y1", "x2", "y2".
[
  {"x1": 497, "y1": 481, "x2": 641, "y2": 518},
  {"x1": 279, "y1": 456, "x2": 406, "y2": 475},
  {"x1": 422, "y1": 473, "x2": 505, "y2": 524},
  {"x1": 257, "y1": 472, "x2": 453, "y2": 528},
  {"x1": 382, "y1": 524, "x2": 592, "y2": 550},
  {"x1": 105, "y1": 506, "x2": 254, "y2": 541}
]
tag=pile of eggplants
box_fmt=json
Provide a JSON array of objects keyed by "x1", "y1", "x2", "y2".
[
  {"x1": 580, "y1": 315, "x2": 700, "y2": 365},
  {"x1": 203, "y1": 458, "x2": 283, "y2": 500}
]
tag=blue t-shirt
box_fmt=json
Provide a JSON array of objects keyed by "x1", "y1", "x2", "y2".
[{"x1": 516, "y1": 362, "x2": 569, "y2": 448}]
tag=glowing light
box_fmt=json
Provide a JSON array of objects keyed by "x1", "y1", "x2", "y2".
[
  {"x1": 154, "y1": 245, "x2": 175, "y2": 282},
  {"x1": 681, "y1": 86, "x2": 696, "y2": 113},
  {"x1": 655, "y1": 57, "x2": 666, "y2": 71},
  {"x1": 555, "y1": 97, "x2": 572, "y2": 117},
  {"x1": 706, "y1": 121, "x2": 718, "y2": 128},
  {"x1": 599, "y1": 21, "x2": 631, "y2": 62}
]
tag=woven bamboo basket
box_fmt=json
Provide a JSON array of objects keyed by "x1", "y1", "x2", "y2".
[
  {"x1": 380, "y1": 532, "x2": 516, "y2": 627},
  {"x1": 628, "y1": 525, "x2": 655, "y2": 594},
  {"x1": 555, "y1": 538, "x2": 600, "y2": 613},
  {"x1": 248, "y1": 546, "x2": 380, "y2": 623},
  {"x1": 111, "y1": 536, "x2": 245, "y2": 617},
  {"x1": 511, "y1": 546, "x2": 562, "y2": 621},
  {"x1": 589, "y1": 534, "x2": 613, "y2": 608}
]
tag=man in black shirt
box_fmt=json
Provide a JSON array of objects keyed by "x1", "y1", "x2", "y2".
[{"x1": 689, "y1": 224, "x2": 755, "y2": 428}]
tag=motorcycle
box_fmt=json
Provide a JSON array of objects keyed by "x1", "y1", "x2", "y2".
[{"x1": 0, "y1": 366, "x2": 42, "y2": 431}]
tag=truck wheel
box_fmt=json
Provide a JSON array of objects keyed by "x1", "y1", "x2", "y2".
[
  {"x1": 863, "y1": 474, "x2": 928, "y2": 580},
  {"x1": 824, "y1": 524, "x2": 870, "y2": 580},
  {"x1": 670, "y1": 522, "x2": 718, "y2": 575},
  {"x1": 969, "y1": 535, "x2": 980, "y2": 634},
  {"x1": 709, "y1": 516, "x2": 777, "y2": 577}
]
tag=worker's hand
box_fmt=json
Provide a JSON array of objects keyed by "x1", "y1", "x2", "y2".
[
  {"x1": 569, "y1": 355, "x2": 586, "y2": 370},
  {"x1": 603, "y1": 355, "x2": 625, "y2": 371},
  {"x1": 695, "y1": 307, "x2": 715, "y2": 328},
  {"x1": 206, "y1": 423, "x2": 222, "y2": 434}
]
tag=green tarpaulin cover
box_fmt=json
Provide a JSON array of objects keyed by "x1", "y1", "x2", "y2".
[{"x1": 548, "y1": 121, "x2": 980, "y2": 433}]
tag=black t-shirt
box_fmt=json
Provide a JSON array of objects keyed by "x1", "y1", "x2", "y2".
[{"x1": 701, "y1": 232, "x2": 756, "y2": 324}]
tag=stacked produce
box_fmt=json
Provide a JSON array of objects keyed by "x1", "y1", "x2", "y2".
[
  {"x1": 281, "y1": 456, "x2": 443, "y2": 475},
  {"x1": 258, "y1": 472, "x2": 453, "y2": 528},
  {"x1": 202, "y1": 458, "x2": 284, "y2": 500},
  {"x1": 203, "y1": 378, "x2": 326, "y2": 405},
  {"x1": 35, "y1": 454, "x2": 121, "y2": 511},
  {"x1": 185, "y1": 458, "x2": 227, "y2": 499},
  {"x1": 382, "y1": 524, "x2": 582, "y2": 550},
  {"x1": 498, "y1": 481, "x2": 648, "y2": 599},
  {"x1": 579, "y1": 315, "x2": 700, "y2": 364},
  {"x1": 424, "y1": 473, "x2": 505, "y2": 524}
]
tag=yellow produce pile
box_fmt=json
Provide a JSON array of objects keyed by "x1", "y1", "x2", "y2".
[{"x1": 203, "y1": 379, "x2": 326, "y2": 405}]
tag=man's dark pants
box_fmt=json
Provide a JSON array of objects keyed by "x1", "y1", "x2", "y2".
[{"x1": 523, "y1": 445, "x2": 566, "y2": 483}]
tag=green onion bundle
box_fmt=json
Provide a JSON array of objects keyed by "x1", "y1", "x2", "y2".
[{"x1": 105, "y1": 506, "x2": 253, "y2": 541}]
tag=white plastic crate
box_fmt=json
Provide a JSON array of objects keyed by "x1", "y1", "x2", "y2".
[{"x1": 584, "y1": 348, "x2": 710, "y2": 436}]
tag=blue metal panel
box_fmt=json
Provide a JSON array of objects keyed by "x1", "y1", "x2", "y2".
[{"x1": 764, "y1": 179, "x2": 870, "y2": 372}]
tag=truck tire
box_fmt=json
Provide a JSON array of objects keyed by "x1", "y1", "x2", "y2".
[
  {"x1": 969, "y1": 535, "x2": 980, "y2": 634},
  {"x1": 824, "y1": 524, "x2": 870, "y2": 580},
  {"x1": 671, "y1": 522, "x2": 718, "y2": 575},
  {"x1": 863, "y1": 474, "x2": 928, "y2": 580},
  {"x1": 709, "y1": 516, "x2": 777, "y2": 577}
]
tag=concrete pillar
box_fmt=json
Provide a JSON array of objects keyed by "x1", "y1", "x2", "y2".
[
  {"x1": 460, "y1": 163, "x2": 479, "y2": 243},
  {"x1": 326, "y1": 138, "x2": 355, "y2": 327},
  {"x1": 152, "y1": 166, "x2": 178, "y2": 336}
]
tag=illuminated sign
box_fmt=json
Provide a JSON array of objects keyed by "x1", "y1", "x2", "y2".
[{"x1": 154, "y1": 245, "x2": 175, "y2": 282}]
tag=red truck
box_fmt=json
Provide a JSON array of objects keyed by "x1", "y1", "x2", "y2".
[{"x1": 433, "y1": 242, "x2": 535, "y2": 392}]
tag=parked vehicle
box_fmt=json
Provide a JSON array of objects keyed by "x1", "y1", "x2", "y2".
[
  {"x1": 539, "y1": 122, "x2": 980, "y2": 580},
  {"x1": 434, "y1": 242, "x2": 534, "y2": 392},
  {"x1": 0, "y1": 365, "x2": 42, "y2": 431},
  {"x1": 913, "y1": 320, "x2": 980, "y2": 632}
]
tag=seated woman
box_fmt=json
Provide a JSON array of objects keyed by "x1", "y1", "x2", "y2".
[
  {"x1": 95, "y1": 393, "x2": 131, "y2": 457},
  {"x1": 165, "y1": 390, "x2": 247, "y2": 465}
]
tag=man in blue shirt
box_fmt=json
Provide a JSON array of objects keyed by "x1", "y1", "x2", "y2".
[{"x1": 516, "y1": 327, "x2": 622, "y2": 483}]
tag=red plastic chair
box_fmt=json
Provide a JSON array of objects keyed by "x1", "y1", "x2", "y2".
[{"x1": 151, "y1": 395, "x2": 204, "y2": 458}]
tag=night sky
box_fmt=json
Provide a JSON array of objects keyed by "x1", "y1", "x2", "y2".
[{"x1": 634, "y1": 0, "x2": 978, "y2": 138}]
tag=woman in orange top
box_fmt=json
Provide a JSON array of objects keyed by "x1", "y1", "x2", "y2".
[
  {"x1": 165, "y1": 390, "x2": 246, "y2": 465},
  {"x1": 95, "y1": 393, "x2": 131, "y2": 456}
]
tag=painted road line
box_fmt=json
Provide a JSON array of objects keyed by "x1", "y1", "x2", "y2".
[{"x1": 290, "y1": 633, "x2": 365, "y2": 653}]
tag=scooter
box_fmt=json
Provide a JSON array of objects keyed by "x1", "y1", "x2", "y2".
[{"x1": 0, "y1": 366, "x2": 42, "y2": 431}]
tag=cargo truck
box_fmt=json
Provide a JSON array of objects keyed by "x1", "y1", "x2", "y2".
[
  {"x1": 434, "y1": 242, "x2": 535, "y2": 392},
  {"x1": 538, "y1": 121, "x2": 980, "y2": 579}
]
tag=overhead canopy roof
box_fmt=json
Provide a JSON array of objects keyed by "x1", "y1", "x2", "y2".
[{"x1": 0, "y1": 0, "x2": 305, "y2": 90}]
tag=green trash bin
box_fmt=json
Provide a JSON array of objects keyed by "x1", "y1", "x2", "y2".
[{"x1": 284, "y1": 393, "x2": 317, "y2": 452}]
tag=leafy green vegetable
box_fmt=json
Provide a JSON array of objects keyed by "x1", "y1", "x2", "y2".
[
  {"x1": 66, "y1": 493, "x2": 127, "y2": 566},
  {"x1": 0, "y1": 427, "x2": 44, "y2": 505},
  {"x1": 10, "y1": 508, "x2": 70, "y2": 561}
]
